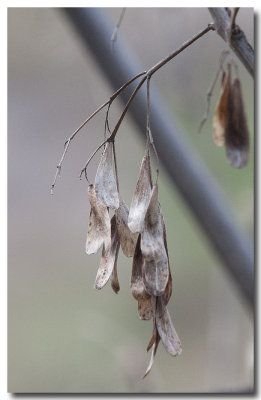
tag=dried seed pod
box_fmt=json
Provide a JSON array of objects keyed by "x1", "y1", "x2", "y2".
[
  {"x1": 116, "y1": 198, "x2": 138, "y2": 257},
  {"x1": 138, "y1": 297, "x2": 153, "y2": 320},
  {"x1": 143, "y1": 329, "x2": 160, "y2": 379},
  {"x1": 111, "y1": 249, "x2": 120, "y2": 294},
  {"x1": 225, "y1": 77, "x2": 250, "y2": 168},
  {"x1": 94, "y1": 215, "x2": 120, "y2": 290},
  {"x1": 213, "y1": 70, "x2": 230, "y2": 147},
  {"x1": 86, "y1": 184, "x2": 111, "y2": 255},
  {"x1": 162, "y1": 220, "x2": 172, "y2": 306},
  {"x1": 94, "y1": 141, "x2": 119, "y2": 209},
  {"x1": 128, "y1": 151, "x2": 153, "y2": 233},
  {"x1": 131, "y1": 235, "x2": 150, "y2": 301},
  {"x1": 141, "y1": 185, "x2": 169, "y2": 296},
  {"x1": 155, "y1": 296, "x2": 182, "y2": 357}
]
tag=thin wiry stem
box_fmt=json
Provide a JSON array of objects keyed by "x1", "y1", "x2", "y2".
[
  {"x1": 146, "y1": 77, "x2": 159, "y2": 183},
  {"x1": 51, "y1": 71, "x2": 146, "y2": 193},
  {"x1": 52, "y1": 24, "x2": 215, "y2": 192},
  {"x1": 111, "y1": 8, "x2": 126, "y2": 51},
  {"x1": 79, "y1": 139, "x2": 108, "y2": 181},
  {"x1": 198, "y1": 50, "x2": 230, "y2": 133}
]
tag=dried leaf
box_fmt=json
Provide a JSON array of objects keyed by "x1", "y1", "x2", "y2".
[
  {"x1": 116, "y1": 198, "x2": 138, "y2": 257},
  {"x1": 94, "y1": 215, "x2": 120, "y2": 290},
  {"x1": 155, "y1": 296, "x2": 182, "y2": 357},
  {"x1": 86, "y1": 184, "x2": 111, "y2": 255},
  {"x1": 128, "y1": 151, "x2": 152, "y2": 233},
  {"x1": 225, "y1": 77, "x2": 250, "y2": 168},
  {"x1": 213, "y1": 70, "x2": 231, "y2": 147},
  {"x1": 138, "y1": 297, "x2": 153, "y2": 320},
  {"x1": 94, "y1": 141, "x2": 119, "y2": 209},
  {"x1": 141, "y1": 185, "x2": 169, "y2": 296},
  {"x1": 131, "y1": 235, "x2": 150, "y2": 301}
]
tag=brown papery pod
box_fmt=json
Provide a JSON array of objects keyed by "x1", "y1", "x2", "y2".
[
  {"x1": 143, "y1": 296, "x2": 160, "y2": 378},
  {"x1": 162, "y1": 220, "x2": 172, "y2": 306},
  {"x1": 141, "y1": 185, "x2": 169, "y2": 296},
  {"x1": 131, "y1": 235, "x2": 151, "y2": 300},
  {"x1": 128, "y1": 150, "x2": 153, "y2": 233},
  {"x1": 138, "y1": 298, "x2": 153, "y2": 320},
  {"x1": 155, "y1": 296, "x2": 182, "y2": 357},
  {"x1": 111, "y1": 247, "x2": 120, "y2": 294},
  {"x1": 116, "y1": 197, "x2": 138, "y2": 257},
  {"x1": 94, "y1": 215, "x2": 120, "y2": 290},
  {"x1": 225, "y1": 77, "x2": 250, "y2": 168},
  {"x1": 86, "y1": 184, "x2": 111, "y2": 255},
  {"x1": 213, "y1": 70, "x2": 231, "y2": 147},
  {"x1": 94, "y1": 141, "x2": 119, "y2": 210}
]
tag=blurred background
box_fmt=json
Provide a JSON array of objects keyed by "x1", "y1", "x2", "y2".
[{"x1": 8, "y1": 8, "x2": 254, "y2": 393}]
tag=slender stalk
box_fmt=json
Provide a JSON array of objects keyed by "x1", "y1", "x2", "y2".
[{"x1": 146, "y1": 24, "x2": 215, "y2": 78}]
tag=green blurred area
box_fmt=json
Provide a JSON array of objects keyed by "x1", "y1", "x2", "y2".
[{"x1": 8, "y1": 8, "x2": 254, "y2": 393}]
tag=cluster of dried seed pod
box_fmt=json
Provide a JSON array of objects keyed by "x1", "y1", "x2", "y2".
[
  {"x1": 86, "y1": 140, "x2": 182, "y2": 377},
  {"x1": 213, "y1": 62, "x2": 250, "y2": 168}
]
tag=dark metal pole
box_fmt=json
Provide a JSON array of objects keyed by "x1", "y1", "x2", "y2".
[{"x1": 62, "y1": 8, "x2": 254, "y2": 308}]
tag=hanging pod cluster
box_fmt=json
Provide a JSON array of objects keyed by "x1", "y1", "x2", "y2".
[
  {"x1": 213, "y1": 62, "x2": 250, "y2": 168},
  {"x1": 85, "y1": 141, "x2": 182, "y2": 377}
]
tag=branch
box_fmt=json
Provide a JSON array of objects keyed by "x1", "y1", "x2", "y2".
[{"x1": 208, "y1": 8, "x2": 254, "y2": 77}]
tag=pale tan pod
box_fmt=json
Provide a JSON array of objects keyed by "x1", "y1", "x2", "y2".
[
  {"x1": 162, "y1": 219, "x2": 172, "y2": 306},
  {"x1": 115, "y1": 197, "x2": 138, "y2": 257},
  {"x1": 213, "y1": 70, "x2": 231, "y2": 147},
  {"x1": 94, "y1": 141, "x2": 119, "y2": 210},
  {"x1": 86, "y1": 184, "x2": 111, "y2": 255},
  {"x1": 94, "y1": 215, "x2": 120, "y2": 290},
  {"x1": 155, "y1": 296, "x2": 182, "y2": 356},
  {"x1": 128, "y1": 151, "x2": 152, "y2": 233},
  {"x1": 138, "y1": 297, "x2": 153, "y2": 320},
  {"x1": 141, "y1": 185, "x2": 169, "y2": 296},
  {"x1": 131, "y1": 235, "x2": 150, "y2": 301},
  {"x1": 143, "y1": 296, "x2": 160, "y2": 378}
]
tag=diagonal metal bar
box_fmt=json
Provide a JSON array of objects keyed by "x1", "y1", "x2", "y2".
[{"x1": 62, "y1": 8, "x2": 254, "y2": 308}]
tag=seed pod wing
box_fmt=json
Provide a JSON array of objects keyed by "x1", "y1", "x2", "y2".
[
  {"x1": 128, "y1": 151, "x2": 152, "y2": 233},
  {"x1": 131, "y1": 235, "x2": 150, "y2": 300},
  {"x1": 225, "y1": 77, "x2": 250, "y2": 168},
  {"x1": 213, "y1": 71, "x2": 231, "y2": 147},
  {"x1": 94, "y1": 142, "x2": 119, "y2": 209},
  {"x1": 94, "y1": 215, "x2": 120, "y2": 290},
  {"x1": 116, "y1": 198, "x2": 138, "y2": 257},
  {"x1": 155, "y1": 296, "x2": 182, "y2": 356},
  {"x1": 86, "y1": 185, "x2": 111, "y2": 254},
  {"x1": 141, "y1": 185, "x2": 169, "y2": 296},
  {"x1": 138, "y1": 297, "x2": 153, "y2": 320}
]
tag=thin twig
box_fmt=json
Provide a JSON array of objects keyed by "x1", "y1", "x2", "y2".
[
  {"x1": 112, "y1": 142, "x2": 119, "y2": 192},
  {"x1": 52, "y1": 24, "x2": 215, "y2": 192},
  {"x1": 51, "y1": 71, "x2": 146, "y2": 193},
  {"x1": 79, "y1": 139, "x2": 108, "y2": 181},
  {"x1": 146, "y1": 77, "x2": 159, "y2": 182},
  {"x1": 111, "y1": 8, "x2": 126, "y2": 51}
]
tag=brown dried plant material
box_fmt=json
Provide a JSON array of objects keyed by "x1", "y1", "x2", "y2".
[
  {"x1": 225, "y1": 77, "x2": 250, "y2": 168},
  {"x1": 143, "y1": 329, "x2": 160, "y2": 379},
  {"x1": 111, "y1": 249, "x2": 120, "y2": 294},
  {"x1": 116, "y1": 198, "x2": 138, "y2": 257},
  {"x1": 131, "y1": 235, "x2": 150, "y2": 301},
  {"x1": 94, "y1": 141, "x2": 120, "y2": 210},
  {"x1": 138, "y1": 297, "x2": 153, "y2": 320},
  {"x1": 162, "y1": 220, "x2": 172, "y2": 306},
  {"x1": 213, "y1": 70, "x2": 231, "y2": 147},
  {"x1": 155, "y1": 296, "x2": 182, "y2": 357},
  {"x1": 94, "y1": 215, "x2": 120, "y2": 290},
  {"x1": 128, "y1": 150, "x2": 153, "y2": 233},
  {"x1": 86, "y1": 184, "x2": 111, "y2": 255},
  {"x1": 141, "y1": 185, "x2": 169, "y2": 296}
]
